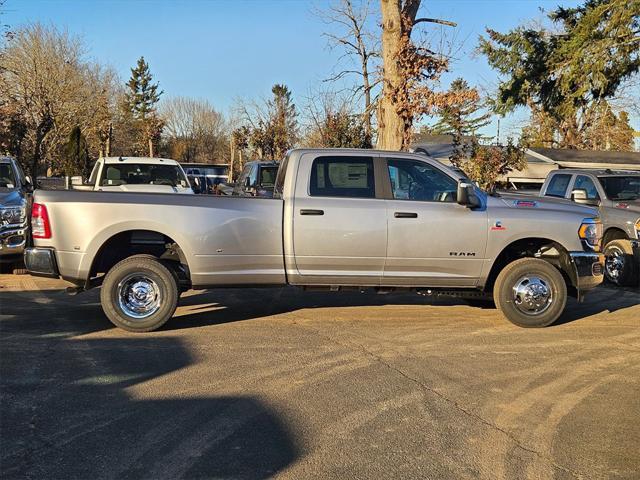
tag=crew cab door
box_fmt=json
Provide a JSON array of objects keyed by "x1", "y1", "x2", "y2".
[
  {"x1": 291, "y1": 153, "x2": 386, "y2": 285},
  {"x1": 382, "y1": 156, "x2": 488, "y2": 286}
]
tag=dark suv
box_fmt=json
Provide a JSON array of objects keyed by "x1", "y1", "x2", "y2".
[{"x1": 233, "y1": 161, "x2": 279, "y2": 197}]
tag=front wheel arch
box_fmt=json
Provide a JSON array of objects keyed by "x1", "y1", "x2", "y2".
[{"x1": 484, "y1": 238, "x2": 573, "y2": 295}]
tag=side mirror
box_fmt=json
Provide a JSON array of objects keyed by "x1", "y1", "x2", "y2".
[
  {"x1": 571, "y1": 188, "x2": 599, "y2": 206},
  {"x1": 25, "y1": 175, "x2": 32, "y2": 185},
  {"x1": 457, "y1": 181, "x2": 481, "y2": 209},
  {"x1": 245, "y1": 177, "x2": 251, "y2": 188},
  {"x1": 71, "y1": 176, "x2": 84, "y2": 186}
]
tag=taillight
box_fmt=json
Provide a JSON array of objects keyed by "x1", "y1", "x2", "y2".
[{"x1": 32, "y1": 203, "x2": 51, "y2": 239}]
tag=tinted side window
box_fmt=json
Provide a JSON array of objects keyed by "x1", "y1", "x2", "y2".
[
  {"x1": 574, "y1": 175, "x2": 600, "y2": 200},
  {"x1": 310, "y1": 156, "x2": 375, "y2": 198},
  {"x1": 387, "y1": 159, "x2": 458, "y2": 202},
  {"x1": 249, "y1": 165, "x2": 259, "y2": 186},
  {"x1": 545, "y1": 174, "x2": 572, "y2": 197}
]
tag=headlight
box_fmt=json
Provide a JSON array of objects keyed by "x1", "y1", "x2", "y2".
[
  {"x1": 0, "y1": 206, "x2": 26, "y2": 226},
  {"x1": 578, "y1": 217, "x2": 603, "y2": 251}
]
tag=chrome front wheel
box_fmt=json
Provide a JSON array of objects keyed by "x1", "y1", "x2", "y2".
[
  {"x1": 604, "y1": 245, "x2": 625, "y2": 284},
  {"x1": 603, "y1": 239, "x2": 637, "y2": 287},
  {"x1": 512, "y1": 275, "x2": 553, "y2": 316}
]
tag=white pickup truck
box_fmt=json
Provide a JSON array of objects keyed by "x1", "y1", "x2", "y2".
[
  {"x1": 25, "y1": 148, "x2": 605, "y2": 332},
  {"x1": 77, "y1": 157, "x2": 193, "y2": 194}
]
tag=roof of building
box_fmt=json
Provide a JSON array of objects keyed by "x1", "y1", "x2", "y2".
[
  {"x1": 552, "y1": 169, "x2": 640, "y2": 176},
  {"x1": 530, "y1": 148, "x2": 640, "y2": 164}
]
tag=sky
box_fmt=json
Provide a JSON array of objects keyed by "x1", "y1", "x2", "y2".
[{"x1": 5, "y1": 0, "x2": 637, "y2": 142}]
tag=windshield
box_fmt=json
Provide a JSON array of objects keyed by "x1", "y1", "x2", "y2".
[
  {"x1": 101, "y1": 164, "x2": 188, "y2": 187},
  {"x1": 0, "y1": 163, "x2": 17, "y2": 188},
  {"x1": 598, "y1": 176, "x2": 640, "y2": 201}
]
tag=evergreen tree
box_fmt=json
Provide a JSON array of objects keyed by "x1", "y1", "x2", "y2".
[
  {"x1": 269, "y1": 84, "x2": 298, "y2": 159},
  {"x1": 125, "y1": 56, "x2": 162, "y2": 120},
  {"x1": 247, "y1": 84, "x2": 298, "y2": 160},
  {"x1": 479, "y1": 0, "x2": 640, "y2": 149},
  {"x1": 431, "y1": 78, "x2": 491, "y2": 137},
  {"x1": 124, "y1": 56, "x2": 163, "y2": 156},
  {"x1": 63, "y1": 126, "x2": 89, "y2": 177}
]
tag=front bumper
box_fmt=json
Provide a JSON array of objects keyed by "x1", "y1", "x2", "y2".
[
  {"x1": 0, "y1": 224, "x2": 28, "y2": 258},
  {"x1": 566, "y1": 251, "x2": 604, "y2": 299},
  {"x1": 24, "y1": 247, "x2": 60, "y2": 278}
]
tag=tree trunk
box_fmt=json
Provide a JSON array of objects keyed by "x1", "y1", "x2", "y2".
[
  {"x1": 148, "y1": 137, "x2": 154, "y2": 157},
  {"x1": 361, "y1": 57, "x2": 372, "y2": 144},
  {"x1": 229, "y1": 139, "x2": 235, "y2": 183},
  {"x1": 106, "y1": 123, "x2": 112, "y2": 157},
  {"x1": 31, "y1": 116, "x2": 53, "y2": 178},
  {"x1": 376, "y1": 0, "x2": 407, "y2": 150}
]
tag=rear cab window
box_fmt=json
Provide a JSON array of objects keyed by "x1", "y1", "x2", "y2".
[
  {"x1": 309, "y1": 156, "x2": 375, "y2": 198},
  {"x1": 544, "y1": 174, "x2": 572, "y2": 198}
]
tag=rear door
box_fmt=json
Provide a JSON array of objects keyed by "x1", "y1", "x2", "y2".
[
  {"x1": 292, "y1": 153, "x2": 387, "y2": 284},
  {"x1": 382, "y1": 156, "x2": 488, "y2": 286},
  {"x1": 542, "y1": 172, "x2": 574, "y2": 199}
]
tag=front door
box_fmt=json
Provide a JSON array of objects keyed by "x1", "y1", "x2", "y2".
[
  {"x1": 383, "y1": 157, "x2": 488, "y2": 287},
  {"x1": 292, "y1": 154, "x2": 386, "y2": 285}
]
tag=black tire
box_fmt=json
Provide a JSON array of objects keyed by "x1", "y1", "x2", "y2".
[
  {"x1": 494, "y1": 258, "x2": 567, "y2": 328},
  {"x1": 604, "y1": 239, "x2": 637, "y2": 287},
  {"x1": 100, "y1": 255, "x2": 179, "y2": 332}
]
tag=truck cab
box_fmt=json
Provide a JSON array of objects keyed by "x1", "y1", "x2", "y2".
[{"x1": 540, "y1": 169, "x2": 640, "y2": 286}]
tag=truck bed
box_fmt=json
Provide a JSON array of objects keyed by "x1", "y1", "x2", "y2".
[{"x1": 33, "y1": 189, "x2": 286, "y2": 286}]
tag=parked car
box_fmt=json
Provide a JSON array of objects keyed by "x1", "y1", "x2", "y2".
[
  {"x1": 76, "y1": 157, "x2": 193, "y2": 194},
  {"x1": 233, "y1": 161, "x2": 279, "y2": 197},
  {"x1": 0, "y1": 157, "x2": 33, "y2": 272},
  {"x1": 539, "y1": 169, "x2": 640, "y2": 286},
  {"x1": 25, "y1": 148, "x2": 604, "y2": 332},
  {"x1": 182, "y1": 163, "x2": 229, "y2": 194}
]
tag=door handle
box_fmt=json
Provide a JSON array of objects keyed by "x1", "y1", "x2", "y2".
[
  {"x1": 300, "y1": 209, "x2": 324, "y2": 216},
  {"x1": 394, "y1": 212, "x2": 418, "y2": 218}
]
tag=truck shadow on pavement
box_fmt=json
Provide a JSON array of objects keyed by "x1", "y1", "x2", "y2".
[
  {"x1": 169, "y1": 285, "x2": 640, "y2": 331},
  {"x1": 0, "y1": 291, "x2": 299, "y2": 479}
]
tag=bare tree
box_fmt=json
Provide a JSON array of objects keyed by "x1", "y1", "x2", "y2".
[
  {"x1": 316, "y1": 0, "x2": 379, "y2": 142},
  {"x1": 377, "y1": 0, "x2": 461, "y2": 150},
  {"x1": 161, "y1": 96, "x2": 227, "y2": 163},
  {"x1": 1, "y1": 24, "x2": 85, "y2": 175},
  {"x1": 303, "y1": 89, "x2": 371, "y2": 148}
]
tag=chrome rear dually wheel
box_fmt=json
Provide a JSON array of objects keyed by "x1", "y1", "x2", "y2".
[{"x1": 101, "y1": 255, "x2": 179, "y2": 332}]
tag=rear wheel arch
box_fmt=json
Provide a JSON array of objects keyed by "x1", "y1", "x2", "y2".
[{"x1": 86, "y1": 229, "x2": 191, "y2": 289}]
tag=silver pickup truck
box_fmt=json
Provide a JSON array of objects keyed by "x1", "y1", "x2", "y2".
[
  {"x1": 539, "y1": 169, "x2": 640, "y2": 286},
  {"x1": 25, "y1": 148, "x2": 604, "y2": 332}
]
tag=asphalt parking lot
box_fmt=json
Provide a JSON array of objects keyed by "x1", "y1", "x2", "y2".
[{"x1": 1, "y1": 275, "x2": 639, "y2": 479}]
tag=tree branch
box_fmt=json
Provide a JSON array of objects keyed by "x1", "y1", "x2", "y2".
[{"x1": 414, "y1": 17, "x2": 457, "y2": 27}]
